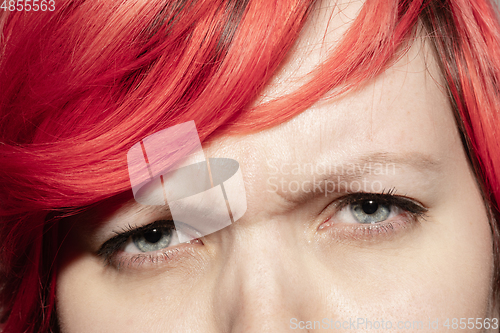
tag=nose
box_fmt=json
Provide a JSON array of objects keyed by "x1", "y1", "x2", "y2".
[{"x1": 210, "y1": 222, "x2": 313, "y2": 333}]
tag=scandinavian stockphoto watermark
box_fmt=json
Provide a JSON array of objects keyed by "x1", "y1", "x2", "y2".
[
  {"x1": 267, "y1": 160, "x2": 396, "y2": 196},
  {"x1": 290, "y1": 317, "x2": 500, "y2": 331},
  {"x1": 290, "y1": 317, "x2": 425, "y2": 330}
]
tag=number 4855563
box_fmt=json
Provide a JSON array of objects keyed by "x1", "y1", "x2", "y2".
[{"x1": 1, "y1": 0, "x2": 55, "y2": 11}]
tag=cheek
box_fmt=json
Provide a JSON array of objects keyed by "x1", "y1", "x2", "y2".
[
  {"x1": 426, "y1": 171, "x2": 494, "y2": 316},
  {"x1": 310, "y1": 233, "x2": 492, "y2": 329},
  {"x1": 56, "y1": 254, "x2": 214, "y2": 332},
  {"x1": 430, "y1": 154, "x2": 495, "y2": 313},
  {"x1": 56, "y1": 257, "x2": 131, "y2": 332}
]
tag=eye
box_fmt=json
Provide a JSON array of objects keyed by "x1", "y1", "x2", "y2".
[
  {"x1": 350, "y1": 200, "x2": 391, "y2": 224},
  {"x1": 330, "y1": 191, "x2": 427, "y2": 226},
  {"x1": 97, "y1": 220, "x2": 202, "y2": 267},
  {"x1": 124, "y1": 226, "x2": 179, "y2": 253}
]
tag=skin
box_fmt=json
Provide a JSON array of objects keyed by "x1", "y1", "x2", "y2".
[{"x1": 56, "y1": 1, "x2": 495, "y2": 332}]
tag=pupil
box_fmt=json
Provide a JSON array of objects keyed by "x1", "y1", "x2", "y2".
[
  {"x1": 143, "y1": 229, "x2": 162, "y2": 243},
  {"x1": 361, "y1": 200, "x2": 379, "y2": 215}
]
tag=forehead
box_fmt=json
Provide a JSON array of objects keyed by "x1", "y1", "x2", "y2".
[{"x1": 259, "y1": 40, "x2": 453, "y2": 164}]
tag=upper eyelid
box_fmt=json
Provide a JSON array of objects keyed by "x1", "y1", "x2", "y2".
[
  {"x1": 114, "y1": 220, "x2": 174, "y2": 241},
  {"x1": 334, "y1": 192, "x2": 429, "y2": 213}
]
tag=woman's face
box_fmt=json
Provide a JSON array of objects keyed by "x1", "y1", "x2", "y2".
[{"x1": 56, "y1": 2, "x2": 495, "y2": 332}]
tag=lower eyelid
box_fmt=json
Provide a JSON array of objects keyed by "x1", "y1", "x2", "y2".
[
  {"x1": 107, "y1": 239, "x2": 203, "y2": 270},
  {"x1": 317, "y1": 209, "x2": 421, "y2": 242}
]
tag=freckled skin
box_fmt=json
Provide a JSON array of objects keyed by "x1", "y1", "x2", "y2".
[{"x1": 56, "y1": 1, "x2": 496, "y2": 332}]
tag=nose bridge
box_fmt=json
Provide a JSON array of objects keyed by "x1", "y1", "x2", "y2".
[{"x1": 212, "y1": 223, "x2": 302, "y2": 332}]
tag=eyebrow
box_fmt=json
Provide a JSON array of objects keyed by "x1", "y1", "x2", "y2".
[
  {"x1": 77, "y1": 191, "x2": 172, "y2": 231},
  {"x1": 342, "y1": 151, "x2": 441, "y2": 173},
  {"x1": 272, "y1": 151, "x2": 442, "y2": 203},
  {"x1": 75, "y1": 195, "x2": 174, "y2": 248},
  {"x1": 110, "y1": 151, "x2": 441, "y2": 212},
  {"x1": 133, "y1": 203, "x2": 172, "y2": 219}
]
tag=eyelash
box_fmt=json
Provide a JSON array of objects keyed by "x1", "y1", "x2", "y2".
[{"x1": 97, "y1": 188, "x2": 428, "y2": 268}]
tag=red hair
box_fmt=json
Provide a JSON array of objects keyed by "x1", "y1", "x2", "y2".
[{"x1": 1, "y1": 0, "x2": 500, "y2": 331}]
